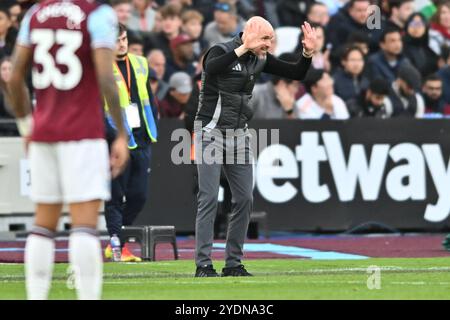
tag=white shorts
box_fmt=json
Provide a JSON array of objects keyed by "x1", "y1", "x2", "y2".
[{"x1": 29, "y1": 139, "x2": 111, "y2": 204}]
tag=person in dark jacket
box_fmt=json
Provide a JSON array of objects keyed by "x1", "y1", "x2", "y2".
[
  {"x1": 385, "y1": 64, "x2": 425, "y2": 117},
  {"x1": 403, "y1": 12, "x2": 438, "y2": 77},
  {"x1": 165, "y1": 33, "x2": 197, "y2": 81},
  {"x1": 422, "y1": 73, "x2": 449, "y2": 115},
  {"x1": 276, "y1": 0, "x2": 313, "y2": 27},
  {"x1": 145, "y1": 3, "x2": 182, "y2": 61},
  {"x1": 437, "y1": 45, "x2": 450, "y2": 104},
  {"x1": 326, "y1": 0, "x2": 384, "y2": 59},
  {"x1": 333, "y1": 45, "x2": 369, "y2": 103},
  {"x1": 386, "y1": 0, "x2": 415, "y2": 31},
  {"x1": 347, "y1": 77, "x2": 390, "y2": 117},
  {"x1": 367, "y1": 26, "x2": 412, "y2": 83},
  {"x1": 193, "y1": 17, "x2": 316, "y2": 278}
]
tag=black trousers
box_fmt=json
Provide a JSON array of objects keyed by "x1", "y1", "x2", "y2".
[{"x1": 104, "y1": 145, "x2": 152, "y2": 239}]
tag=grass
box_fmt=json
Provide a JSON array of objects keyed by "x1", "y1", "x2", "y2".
[{"x1": 1, "y1": 258, "x2": 450, "y2": 299}]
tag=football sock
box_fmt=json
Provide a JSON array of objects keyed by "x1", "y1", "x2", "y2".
[
  {"x1": 69, "y1": 227, "x2": 103, "y2": 300},
  {"x1": 24, "y1": 226, "x2": 55, "y2": 300}
]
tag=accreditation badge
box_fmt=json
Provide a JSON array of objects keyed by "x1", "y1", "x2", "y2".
[{"x1": 125, "y1": 103, "x2": 141, "y2": 128}]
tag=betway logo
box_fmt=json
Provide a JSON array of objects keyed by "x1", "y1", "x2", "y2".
[{"x1": 256, "y1": 131, "x2": 450, "y2": 222}]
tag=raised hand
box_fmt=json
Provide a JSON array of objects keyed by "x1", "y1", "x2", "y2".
[
  {"x1": 243, "y1": 22, "x2": 267, "y2": 51},
  {"x1": 301, "y1": 22, "x2": 318, "y2": 55},
  {"x1": 274, "y1": 82, "x2": 295, "y2": 111}
]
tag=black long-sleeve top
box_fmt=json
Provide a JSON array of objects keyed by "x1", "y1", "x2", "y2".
[{"x1": 204, "y1": 46, "x2": 312, "y2": 80}]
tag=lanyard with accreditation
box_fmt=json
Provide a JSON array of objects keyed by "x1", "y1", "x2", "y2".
[{"x1": 115, "y1": 56, "x2": 141, "y2": 129}]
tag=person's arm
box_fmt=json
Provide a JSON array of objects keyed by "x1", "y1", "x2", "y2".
[
  {"x1": 89, "y1": 4, "x2": 128, "y2": 177},
  {"x1": 263, "y1": 22, "x2": 316, "y2": 80},
  {"x1": 4, "y1": 47, "x2": 32, "y2": 118},
  {"x1": 93, "y1": 48, "x2": 129, "y2": 178},
  {"x1": 263, "y1": 53, "x2": 312, "y2": 80},
  {"x1": 203, "y1": 46, "x2": 240, "y2": 75},
  {"x1": 3, "y1": 46, "x2": 33, "y2": 138}
]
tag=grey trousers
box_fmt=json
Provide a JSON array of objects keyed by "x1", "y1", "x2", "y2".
[{"x1": 194, "y1": 128, "x2": 253, "y2": 268}]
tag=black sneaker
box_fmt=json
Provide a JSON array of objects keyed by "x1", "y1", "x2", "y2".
[
  {"x1": 221, "y1": 265, "x2": 253, "y2": 277},
  {"x1": 195, "y1": 265, "x2": 220, "y2": 277}
]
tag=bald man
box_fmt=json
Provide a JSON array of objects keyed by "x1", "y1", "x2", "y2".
[{"x1": 193, "y1": 17, "x2": 317, "y2": 277}]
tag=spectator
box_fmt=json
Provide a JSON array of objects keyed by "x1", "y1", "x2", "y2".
[
  {"x1": 347, "y1": 78, "x2": 391, "y2": 118},
  {"x1": 203, "y1": 1, "x2": 246, "y2": 47},
  {"x1": 417, "y1": 0, "x2": 438, "y2": 20},
  {"x1": 260, "y1": 0, "x2": 281, "y2": 28},
  {"x1": 251, "y1": 53, "x2": 301, "y2": 119},
  {"x1": 189, "y1": 0, "x2": 218, "y2": 25},
  {"x1": 345, "y1": 31, "x2": 370, "y2": 56},
  {"x1": 320, "y1": 0, "x2": 346, "y2": 16},
  {"x1": 181, "y1": 9, "x2": 207, "y2": 59},
  {"x1": 128, "y1": 32, "x2": 145, "y2": 56},
  {"x1": 437, "y1": 45, "x2": 450, "y2": 104},
  {"x1": 276, "y1": 0, "x2": 313, "y2": 27},
  {"x1": 0, "y1": 56, "x2": 18, "y2": 138},
  {"x1": 7, "y1": 1, "x2": 21, "y2": 30},
  {"x1": 159, "y1": 72, "x2": 193, "y2": 118},
  {"x1": 296, "y1": 68, "x2": 350, "y2": 120},
  {"x1": 111, "y1": 0, "x2": 132, "y2": 26},
  {"x1": 128, "y1": 0, "x2": 157, "y2": 34},
  {"x1": 422, "y1": 73, "x2": 449, "y2": 115},
  {"x1": 232, "y1": 0, "x2": 257, "y2": 20},
  {"x1": 152, "y1": 9, "x2": 163, "y2": 32},
  {"x1": 429, "y1": 1, "x2": 450, "y2": 56},
  {"x1": 0, "y1": 6, "x2": 15, "y2": 60},
  {"x1": 147, "y1": 49, "x2": 170, "y2": 101},
  {"x1": 306, "y1": 1, "x2": 330, "y2": 27},
  {"x1": 146, "y1": 3, "x2": 182, "y2": 60},
  {"x1": 387, "y1": 0, "x2": 415, "y2": 31},
  {"x1": 403, "y1": 12, "x2": 438, "y2": 77},
  {"x1": 168, "y1": 0, "x2": 194, "y2": 11},
  {"x1": 326, "y1": 0, "x2": 383, "y2": 57},
  {"x1": 165, "y1": 33, "x2": 197, "y2": 81},
  {"x1": 0, "y1": 56, "x2": 13, "y2": 118},
  {"x1": 333, "y1": 46, "x2": 369, "y2": 103},
  {"x1": 148, "y1": 67, "x2": 161, "y2": 104},
  {"x1": 385, "y1": 64, "x2": 425, "y2": 117},
  {"x1": 367, "y1": 26, "x2": 411, "y2": 83}
]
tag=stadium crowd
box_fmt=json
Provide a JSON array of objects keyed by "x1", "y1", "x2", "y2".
[{"x1": 0, "y1": 0, "x2": 450, "y2": 134}]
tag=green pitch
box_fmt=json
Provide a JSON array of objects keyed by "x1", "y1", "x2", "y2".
[{"x1": 1, "y1": 258, "x2": 450, "y2": 300}]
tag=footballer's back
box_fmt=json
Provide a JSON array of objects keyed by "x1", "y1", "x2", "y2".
[{"x1": 17, "y1": 0, "x2": 118, "y2": 142}]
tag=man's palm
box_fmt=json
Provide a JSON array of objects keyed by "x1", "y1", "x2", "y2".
[{"x1": 301, "y1": 22, "x2": 318, "y2": 53}]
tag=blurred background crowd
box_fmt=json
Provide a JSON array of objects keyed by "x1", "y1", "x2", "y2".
[{"x1": 0, "y1": 0, "x2": 450, "y2": 136}]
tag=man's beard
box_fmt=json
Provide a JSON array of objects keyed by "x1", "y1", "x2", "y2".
[
  {"x1": 424, "y1": 95, "x2": 440, "y2": 110},
  {"x1": 117, "y1": 52, "x2": 128, "y2": 59},
  {"x1": 399, "y1": 86, "x2": 412, "y2": 98}
]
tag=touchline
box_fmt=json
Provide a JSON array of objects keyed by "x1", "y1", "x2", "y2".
[{"x1": 256, "y1": 131, "x2": 450, "y2": 223}]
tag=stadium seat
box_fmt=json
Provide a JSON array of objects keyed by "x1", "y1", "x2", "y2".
[
  {"x1": 121, "y1": 225, "x2": 178, "y2": 261},
  {"x1": 274, "y1": 27, "x2": 301, "y2": 57},
  {"x1": 250, "y1": 211, "x2": 269, "y2": 239}
]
